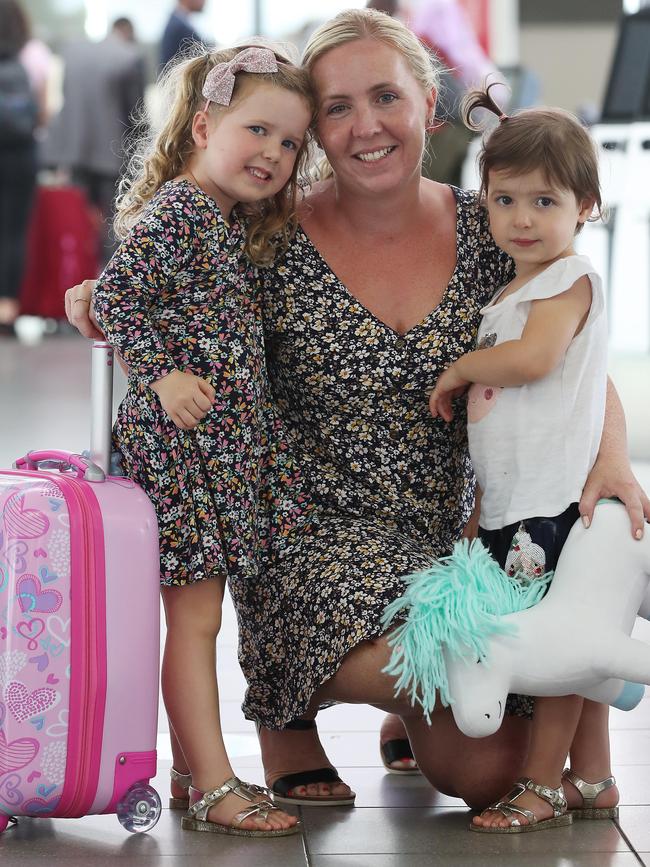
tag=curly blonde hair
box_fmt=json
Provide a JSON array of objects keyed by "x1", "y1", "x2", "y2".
[{"x1": 115, "y1": 44, "x2": 315, "y2": 266}]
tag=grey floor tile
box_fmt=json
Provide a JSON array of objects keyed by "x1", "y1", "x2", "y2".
[
  {"x1": 0, "y1": 808, "x2": 307, "y2": 865},
  {"x1": 312, "y1": 856, "x2": 644, "y2": 867},
  {"x1": 329, "y1": 767, "x2": 463, "y2": 809},
  {"x1": 614, "y1": 805, "x2": 650, "y2": 856},
  {"x1": 301, "y1": 806, "x2": 631, "y2": 857}
]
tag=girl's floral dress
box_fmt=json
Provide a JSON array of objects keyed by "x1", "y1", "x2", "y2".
[
  {"x1": 241, "y1": 187, "x2": 531, "y2": 728},
  {"x1": 93, "y1": 180, "x2": 314, "y2": 605}
]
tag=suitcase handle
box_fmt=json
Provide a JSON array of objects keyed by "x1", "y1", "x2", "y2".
[
  {"x1": 90, "y1": 341, "x2": 114, "y2": 476},
  {"x1": 13, "y1": 450, "x2": 106, "y2": 482}
]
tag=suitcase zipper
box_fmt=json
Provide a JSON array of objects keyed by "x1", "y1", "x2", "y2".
[{"x1": 54, "y1": 474, "x2": 107, "y2": 817}]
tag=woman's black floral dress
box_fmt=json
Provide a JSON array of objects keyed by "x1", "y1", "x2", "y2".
[
  {"x1": 241, "y1": 187, "x2": 527, "y2": 728},
  {"x1": 93, "y1": 180, "x2": 313, "y2": 595}
]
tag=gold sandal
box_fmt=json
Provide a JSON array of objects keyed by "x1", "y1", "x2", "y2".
[
  {"x1": 181, "y1": 777, "x2": 300, "y2": 837},
  {"x1": 169, "y1": 767, "x2": 191, "y2": 810},
  {"x1": 470, "y1": 777, "x2": 572, "y2": 834},
  {"x1": 562, "y1": 768, "x2": 619, "y2": 819}
]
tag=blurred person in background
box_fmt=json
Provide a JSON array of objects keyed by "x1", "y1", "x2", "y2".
[
  {"x1": 160, "y1": 0, "x2": 208, "y2": 69},
  {"x1": 43, "y1": 17, "x2": 145, "y2": 266},
  {"x1": 0, "y1": 0, "x2": 51, "y2": 335}
]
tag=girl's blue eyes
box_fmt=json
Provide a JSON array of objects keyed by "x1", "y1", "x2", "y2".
[{"x1": 247, "y1": 126, "x2": 298, "y2": 150}]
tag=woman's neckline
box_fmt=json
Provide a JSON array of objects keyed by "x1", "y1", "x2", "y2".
[{"x1": 296, "y1": 184, "x2": 464, "y2": 339}]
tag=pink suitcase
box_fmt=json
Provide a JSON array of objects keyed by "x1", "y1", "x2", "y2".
[{"x1": 0, "y1": 343, "x2": 161, "y2": 833}]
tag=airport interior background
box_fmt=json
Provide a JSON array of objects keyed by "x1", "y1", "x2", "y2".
[{"x1": 1, "y1": 1, "x2": 650, "y2": 864}]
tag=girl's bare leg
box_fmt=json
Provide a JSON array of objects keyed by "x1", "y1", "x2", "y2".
[
  {"x1": 161, "y1": 578, "x2": 297, "y2": 831},
  {"x1": 563, "y1": 700, "x2": 619, "y2": 811},
  {"x1": 168, "y1": 723, "x2": 190, "y2": 800}
]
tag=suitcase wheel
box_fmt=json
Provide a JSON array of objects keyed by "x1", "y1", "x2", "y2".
[{"x1": 116, "y1": 783, "x2": 162, "y2": 833}]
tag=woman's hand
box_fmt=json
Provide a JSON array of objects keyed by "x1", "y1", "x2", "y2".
[
  {"x1": 579, "y1": 454, "x2": 650, "y2": 540},
  {"x1": 64, "y1": 279, "x2": 103, "y2": 339},
  {"x1": 428, "y1": 364, "x2": 469, "y2": 422},
  {"x1": 580, "y1": 377, "x2": 650, "y2": 539},
  {"x1": 150, "y1": 370, "x2": 216, "y2": 430}
]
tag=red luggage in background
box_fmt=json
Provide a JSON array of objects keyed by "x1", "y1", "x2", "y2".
[{"x1": 19, "y1": 186, "x2": 99, "y2": 319}]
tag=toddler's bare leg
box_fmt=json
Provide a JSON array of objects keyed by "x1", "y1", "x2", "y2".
[{"x1": 564, "y1": 699, "x2": 619, "y2": 811}]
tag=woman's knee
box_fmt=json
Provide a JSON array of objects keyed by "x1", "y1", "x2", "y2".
[{"x1": 405, "y1": 712, "x2": 530, "y2": 810}]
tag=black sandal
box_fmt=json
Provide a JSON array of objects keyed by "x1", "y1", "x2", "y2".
[
  {"x1": 380, "y1": 738, "x2": 420, "y2": 775},
  {"x1": 261, "y1": 719, "x2": 356, "y2": 806}
]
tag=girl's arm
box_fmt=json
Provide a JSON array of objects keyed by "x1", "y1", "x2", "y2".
[
  {"x1": 580, "y1": 377, "x2": 650, "y2": 539},
  {"x1": 93, "y1": 191, "x2": 215, "y2": 429},
  {"x1": 429, "y1": 275, "x2": 592, "y2": 421}
]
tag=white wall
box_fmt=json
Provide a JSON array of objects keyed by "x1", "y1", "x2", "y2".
[{"x1": 519, "y1": 23, "x2": 619, "y2": 114}]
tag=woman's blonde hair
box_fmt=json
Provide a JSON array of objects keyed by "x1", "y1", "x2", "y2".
[
  {"x1": 462, "y1": 83, "x2": 603, "y2": 231},
  {"x1": 301, "y1": 8, "x2": 439, "y2": 179},
  {"x1": 115, "y1": 44, "x2": 315, "y2": 266}
]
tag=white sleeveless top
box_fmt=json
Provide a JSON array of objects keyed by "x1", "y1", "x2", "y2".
[{"x1": 467, "y1": 254, "x2": 607, "y2": 530}]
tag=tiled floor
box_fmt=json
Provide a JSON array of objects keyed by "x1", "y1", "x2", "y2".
[{"x1": 1, "y1": 332, "x2": 650, "y2": 866}]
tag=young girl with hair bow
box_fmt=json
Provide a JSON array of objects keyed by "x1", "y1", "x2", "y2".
[
  {"x1": 92, "y1": 44, "x2": 315, "y2": 838},
  {"x1": 428, "y1": 85, "x2": 619, "y2": 834}
]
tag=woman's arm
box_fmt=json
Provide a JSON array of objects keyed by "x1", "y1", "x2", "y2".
[
  {"x1": 64, "y1": 279, "x2": 103, "y2": 339},
  {"x1": 580, "y1": 377, "x2": 650, "y2": 539}
]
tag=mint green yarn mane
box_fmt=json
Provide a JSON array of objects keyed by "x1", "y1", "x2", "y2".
[{"x1": 381, "y1": 538, "x2": 551, "y2": 721}]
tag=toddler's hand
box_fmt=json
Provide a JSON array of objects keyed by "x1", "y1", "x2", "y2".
[
  {"x1": 150, "y1": 369, "x2": 216, "y2": 430},
  {"x1": 428, "y1": 365, "x2": 469, "y2": 422}
]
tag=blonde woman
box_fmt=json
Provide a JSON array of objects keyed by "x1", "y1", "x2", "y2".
[{"x1": 67, "y1": 10, "x2": 650, "y2": 814}]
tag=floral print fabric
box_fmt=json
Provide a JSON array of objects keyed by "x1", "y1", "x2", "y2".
[
  {"x1": 241, "y1": 187, "x2": 524, "y2": 727},
  {"x1": 93, "y1": 180, "x2": 313, "y2": 590}
]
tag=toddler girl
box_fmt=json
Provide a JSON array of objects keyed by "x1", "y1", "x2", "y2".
[{"x1": 429, "y1": 85, "x2": 618, "y2": 833}]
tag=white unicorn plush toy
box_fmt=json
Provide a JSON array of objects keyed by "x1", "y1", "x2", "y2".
[{"x1": 383, "y1": 500, "x2": 650, "y2": 738}]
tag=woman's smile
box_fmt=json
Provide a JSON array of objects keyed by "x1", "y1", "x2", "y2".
[{"x1": 353, "y1": 145, "x2": 397, "y2": 163}]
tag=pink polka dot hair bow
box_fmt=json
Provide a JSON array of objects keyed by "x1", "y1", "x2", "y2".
[{"x1": 202, "y1": 46, "x2": 279, "y2": 108}]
